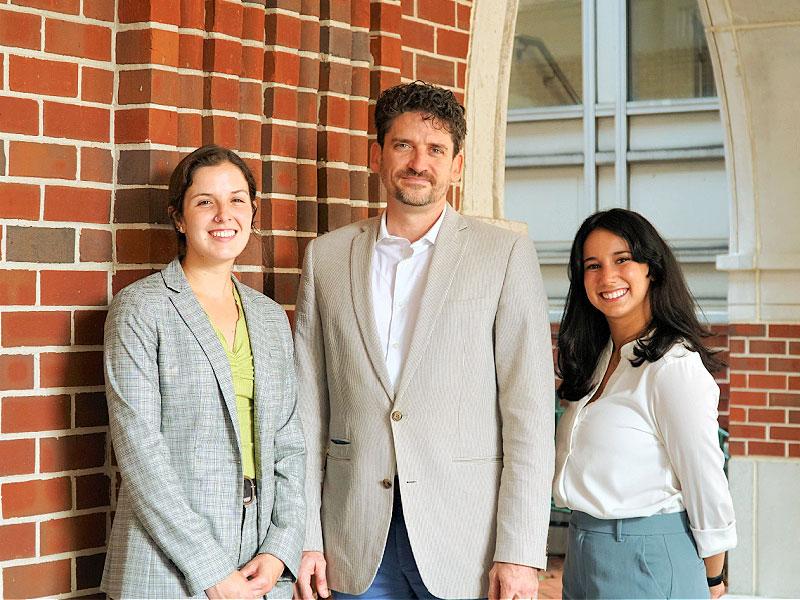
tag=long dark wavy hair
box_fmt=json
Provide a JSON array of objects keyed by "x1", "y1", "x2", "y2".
[{"x1": 557, "y1": 208, "x2": 724, "y2": 402}]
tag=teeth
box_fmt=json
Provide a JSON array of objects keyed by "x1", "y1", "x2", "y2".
[
  {"x1": 601, "y1": 289, "x2": 627, "y2": 300},
  {"x1": 210, "y1": 230, "x2": 235, "y2": 238}
]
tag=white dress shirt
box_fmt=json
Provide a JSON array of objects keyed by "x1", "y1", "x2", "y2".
[
  {"x1": 553, "y1": 339, "x2": 737, "y2": 557},
  {"x1": 371, "y1": 209, "x2": 445, "y2": 387}
]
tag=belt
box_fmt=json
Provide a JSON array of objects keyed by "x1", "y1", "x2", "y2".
[
  {"x1": 570, "y1": 510, "x2": 691, "y2": 539},
  {"x1": 243, "y1": 477, "x2": 256, "y2": 506}
]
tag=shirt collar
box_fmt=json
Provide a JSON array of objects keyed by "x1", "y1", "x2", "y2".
[{"x1": 377, "y1": 205, "x2": 447, "y2": 246}]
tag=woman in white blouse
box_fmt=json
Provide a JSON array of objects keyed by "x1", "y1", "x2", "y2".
[{"x1": 553, "y1": 209, "x2": 736, "y2": 599}]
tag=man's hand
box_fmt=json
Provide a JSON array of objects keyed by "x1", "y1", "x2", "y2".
[
  {"x1": 293, "y1": 551, "x2": 330, "y2": 600},
  {"x1": 488, "y1": 562, "x2": 539, "y2": 600},
  {"x1": 205, "y1": 570, "x2": 259, "y2": 599},
  {"x1": 240, "y1": 553, "x2": 285, "y2": 596}
]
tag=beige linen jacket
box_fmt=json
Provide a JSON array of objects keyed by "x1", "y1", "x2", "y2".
[{"x1": 294, "y1": 206, "x2": 555, "y2": 599}]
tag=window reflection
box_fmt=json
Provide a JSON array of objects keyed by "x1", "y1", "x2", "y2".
[
  {"x1": 629, "y1": 0, "x2": 716, "y2": 100},
  {"x1": 509, "y1": 0, "x2": 583, "y2": 109}
]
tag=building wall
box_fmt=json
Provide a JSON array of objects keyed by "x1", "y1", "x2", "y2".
[
  {"x1": 699, "y1": 1, "x2": 800, "y2": 596},
  {"x1": 0, "y1": 1, "x2": 472, "y2": 596}
]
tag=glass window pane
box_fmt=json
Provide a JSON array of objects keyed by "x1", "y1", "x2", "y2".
[
  {"x1": 629, "y1": 0, "x2": 716, "y2": 100},
  {"x1": 509, "y1": 0, "x2": 583, "y2": 109}
]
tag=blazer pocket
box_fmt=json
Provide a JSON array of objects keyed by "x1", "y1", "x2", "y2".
[
  {"x1": 447, "y1": 297, "x2": 495, "y2": 312},
  {"x1": 452, "y1": 456, "x2": 503, "y2": 463},
  {"x1": 325, "y1": 438, "x2": 352, "y2": 462}
]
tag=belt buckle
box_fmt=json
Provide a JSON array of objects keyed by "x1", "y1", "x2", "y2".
[{"x1": 243, "y1": 477, "x2": 256, "y2": 506}]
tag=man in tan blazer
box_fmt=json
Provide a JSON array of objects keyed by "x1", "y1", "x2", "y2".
[{"x1": 294, "y1": 81, "x2": 554, "y2": 600}]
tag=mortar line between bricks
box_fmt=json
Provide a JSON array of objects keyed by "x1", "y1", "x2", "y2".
[
  {"x1": 0, "y1": 342, "x2": 104, "y2": 353},
  {"x1": 1, "y1": 221, "x2": 115, "y2": 235},
  {"x1": 314, "y1": 162, "x2": 371, "y2": 172},
  {"x1": 0, "y1": 464, "x2": 108, "y2": 488},
  {"x1": 53, "y1": 587, "x2": 104, "y2": 600},
  {"x1": 1, "y1": 46, "x2": 120, "y2": 70},
  {"x1": 112, "y1": 105, "x2": 264, "y2": 120},
  {"x1": 0, "y1": 545, "x2": 108, "y2": 569},
  {"x1": 114, "y1": 64, "x2": 264, "y2": 86},
  {"x1": 367, "y1": 30, "x2": 402, "y2": 39},
  {"x1": 316, "y1": 90, "x2": 371, "y2": 101},
  {"x1": 3, "y1": 248, "x2": 166, "y2": 264},
  {"x1": 405, "y1": 46, "x2": 469, "y2": 65},
  {"x1": 3, "y1": 133, "x2": 113, "y2": 148},
  {"x1": 402, "y1": 15, "x2": 473, "y2": 34},
  {"x1": 316, "y1": 197, "x2": 366, "y2": 205},
  {"x1": 371, "y1": 65, "x2": 403, "y2": 74},
  {"x1": 0, "y1": 5, "x2": 116, "y2": 28},
  {"x1": 261, "y1": 82, "x2": 336, "y2": 95},
  {"x1": 318, "y1": 20, "x2": 370, "y2": 33},
  {"x1": 0, "y1": 466, "x2": 108, "y2": 484},
  {"x1": 263, "y1": 7, "x2": 318, "y2": 20}
]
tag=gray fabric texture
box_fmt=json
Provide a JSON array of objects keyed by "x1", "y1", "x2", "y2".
[{"x1": 101, "y1": 258, "x2": 305, "y2": 598}]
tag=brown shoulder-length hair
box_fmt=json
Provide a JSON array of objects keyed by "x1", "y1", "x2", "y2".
[{"x1": 167, "y1": 145, "x2": 258, "y2": 256}]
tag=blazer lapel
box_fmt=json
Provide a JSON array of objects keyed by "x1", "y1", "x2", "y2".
[
  {"x1": 394, "y1": 205, "x2": 468, "y2": 400},
  {"x1": 350, "y1": 218, "x2": 394, "y2": 400},
  {"x1": 162, "y1": 259, "x2": 242, "y2": 458}
]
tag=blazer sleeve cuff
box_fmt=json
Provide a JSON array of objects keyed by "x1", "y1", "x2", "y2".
[
  {"x1": 259, "y1": 526, "x2": 304, "y2": 580},
  {"x1": 184, "y1": 557, "x2": 238, "y2": 597},
  {"x1": 493, "y1": 541, "x2": 548, "y2": 571},
  {"x1": 691, "y1": 521, "x2": 738, "y2": 558}
]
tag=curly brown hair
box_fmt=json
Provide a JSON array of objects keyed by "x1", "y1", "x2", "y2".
[{"x1": 374, "y1": 81, "x2": 467, "y2": 155}]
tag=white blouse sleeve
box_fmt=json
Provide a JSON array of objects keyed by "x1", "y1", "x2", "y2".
[{"x1": 651, "y1": 355, "x2": 737, "y2": 557}]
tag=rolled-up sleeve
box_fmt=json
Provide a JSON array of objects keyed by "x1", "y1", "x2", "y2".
[{"x1": 652, "y1": 356, "x2": 737, "y2": 557}]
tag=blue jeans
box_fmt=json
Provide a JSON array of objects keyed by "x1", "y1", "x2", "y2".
[{"x1": 334, "y1": 486, "x2": 440, "y2": 600}]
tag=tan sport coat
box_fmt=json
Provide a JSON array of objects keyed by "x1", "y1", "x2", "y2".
[{"x1": 294, "y1": 206, "x2": 554, "y2": 598}]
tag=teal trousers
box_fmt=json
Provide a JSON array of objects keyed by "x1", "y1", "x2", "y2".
[{"x1": 562, "y1": 511, "x2": 709, "y2": 599}]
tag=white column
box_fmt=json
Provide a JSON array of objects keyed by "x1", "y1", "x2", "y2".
[
  {"x1": 461, "y1": 0, "x2": 526, "y2": 233},
  {"x1": 701, "y1": 0, "x2": 800, "y2": 322}
]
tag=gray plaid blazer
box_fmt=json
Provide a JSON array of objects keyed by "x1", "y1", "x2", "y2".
[
  {"x1": 101, "y1": 258, "x2": 305, "y2": 598},
  {"x1": 295, "y1": 206, "x2": 555, "y2": 598}
]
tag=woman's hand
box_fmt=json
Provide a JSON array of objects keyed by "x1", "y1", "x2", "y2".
[
  {"x1": 240, "y1": 553, "x2": 285, "y2": 596},
  {"x1": 709, "y1": 581, "x2": 726, "y2": 599},
  {"x1": 704, "y1": 553, "x2": 727, "y2": 600},
  {"x1": 205, "y1": 570, "x2": 259, "y2": 599}
]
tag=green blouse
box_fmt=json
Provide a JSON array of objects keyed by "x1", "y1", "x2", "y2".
[{"x1": 209, "y1": 286, "x2": 256, "y2": 479}]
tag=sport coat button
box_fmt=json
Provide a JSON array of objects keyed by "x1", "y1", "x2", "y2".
[
  {"x1": 391, "y1": 411, "x2": 402, "y2": 421},
  {"x1": 381, "y1": 478, "x2": 393, "y2": 489}
]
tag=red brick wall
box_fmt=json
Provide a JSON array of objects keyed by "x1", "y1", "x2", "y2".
[
  {"x1": 0, "y1": 0, "x2": 472, "y2": 596},
  {"x1": 728, "y1": 324, "x2": 800, "y2": 458}
]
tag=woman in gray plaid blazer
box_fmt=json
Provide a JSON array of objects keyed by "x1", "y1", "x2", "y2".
[{"x1": 102, "y1": 146, "x2": 305, "y2": 598}]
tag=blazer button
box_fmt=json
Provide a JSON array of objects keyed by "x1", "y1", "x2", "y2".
[
  {"x1": 391, "y1": 411, "x2": 403, "y2": 421},
  {"x1": 381, "y1": 478, "x2": 393, "y2": 489}
]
